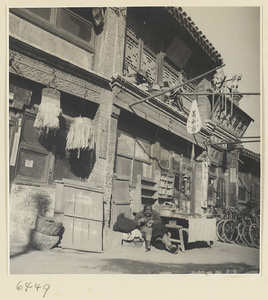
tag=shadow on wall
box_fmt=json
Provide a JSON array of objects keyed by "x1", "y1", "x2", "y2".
[{"x1": 32, "y1": 191, "x2": 52, "y2": 216}]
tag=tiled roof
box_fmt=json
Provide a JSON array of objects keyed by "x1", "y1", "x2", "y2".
[
  {"x1": 240, "y1": 148, "x2": 260, "y2": 161},
  {"x1": 165, "y1": 7, "x2": 223, "y2": 65}
]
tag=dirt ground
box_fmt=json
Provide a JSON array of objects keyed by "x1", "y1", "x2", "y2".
[{"x1": 9, "y1": 238, "x2": 260, "y2": 274}]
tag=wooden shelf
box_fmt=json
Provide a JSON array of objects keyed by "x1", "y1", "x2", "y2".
[
  {"x1": 140, "y1": 177, "x2": 158, "y2": 200},
  {"x1": 158, "y1": 173, "x2": 175, "y2": 199},
  {"x1": 141, "y1": 185, "x2": 157, "y2": 191}
]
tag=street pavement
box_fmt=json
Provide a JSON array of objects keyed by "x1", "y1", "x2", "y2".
[{"x1": 9, "y1": 239, "x2": 260, "y2": 274}]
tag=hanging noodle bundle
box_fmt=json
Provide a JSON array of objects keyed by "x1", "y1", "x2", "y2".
[
  {"x1": 34, "y1": 100, "x2": 62, "y2": 134},
  {"x1": 66, "y1": 117, "x2": 94, "y2": 157},
  {"x1": 34, "y1": 87, "x2": 62, "y2": 134}
]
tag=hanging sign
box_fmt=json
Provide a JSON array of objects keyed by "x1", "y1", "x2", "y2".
[
  {"x1": 187, "y1": 99, "x2": 202, "y2": 134},
  {"x1": 10, "y1": 118, "x2": 22, "y2": 167},
  {"x1": 201, "y1": 161, "x2": 209, "y2": 208},
  {"x1": 9, "y1": 83, "x2": 33, "y2": 108},
  {"x1": 211, "y1": 98, "x2": 252, "y2": 138}
]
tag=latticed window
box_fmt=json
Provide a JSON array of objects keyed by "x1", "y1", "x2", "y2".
[
  {"x1": 125, "y1": 34, "x2": 139, "y2": 70},
  {"x1": 124, "y1": 8, "x2": 197, "y2": 92},
  {"x1": 163, "y1": 63, "x2": 179, "y2": 88},
  {"x1": 141, "y1": 48, "x2": 157, "y2": 82}
]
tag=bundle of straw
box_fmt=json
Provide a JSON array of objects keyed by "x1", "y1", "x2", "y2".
[{"x1": 66, "y1": 117, "x2": 94, "y2": 157}]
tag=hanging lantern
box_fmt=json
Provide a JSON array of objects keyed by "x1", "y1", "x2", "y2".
[
  {"x1": 34, "y1": 87, "x2": 61, "y2": 134},
  {"x1": 66, "y1": 117, "x2": 95, "y2": 158}
]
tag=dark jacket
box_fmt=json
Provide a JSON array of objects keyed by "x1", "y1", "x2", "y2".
[{"x1": 113, "y1": 213, "x2": 138, "y2": 233}]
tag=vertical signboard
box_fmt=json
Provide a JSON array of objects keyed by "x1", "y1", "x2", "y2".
[
  {"x1": 193, "y1": 161, "x2": 209, "y2": 215},
  {"x1": 187, "y1": 100, "x2": 202, "y2": 134}
]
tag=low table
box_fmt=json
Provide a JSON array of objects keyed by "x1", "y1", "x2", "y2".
[{"x1": 160, "y1": 209, "x2": 217, "y2": 249}]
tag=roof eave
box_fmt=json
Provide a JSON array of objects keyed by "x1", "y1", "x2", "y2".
[{"x1": 165, "y1": 6, "x2": 223, "y2": 66}]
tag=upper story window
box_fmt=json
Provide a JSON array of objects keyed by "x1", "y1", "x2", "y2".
[
  {"x1": 26, "y1": 8, "x2": 52, "y2": 20},
  {"x1": 10, "y1": 8, "x2": 95, "y2": 53},
  {"x1": 124, "y1": 8, "x2": 195, "y2": 93}
]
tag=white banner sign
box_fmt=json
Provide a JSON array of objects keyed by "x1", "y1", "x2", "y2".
[
  {"x1": 201, "y1": 161, "x2": 209, "y2": 208},
  {"x1": 187, "y1": 99, "x2": 202, "y2": 134}
]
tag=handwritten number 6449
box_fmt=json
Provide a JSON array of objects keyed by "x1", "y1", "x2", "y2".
[{"x1": 16, "y1": 281, "x2": 50, "y2": 297}]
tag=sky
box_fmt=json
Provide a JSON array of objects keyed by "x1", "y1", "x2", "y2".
[{"x1": 182, "y1": 6, "x2": 261, "y2": 154}]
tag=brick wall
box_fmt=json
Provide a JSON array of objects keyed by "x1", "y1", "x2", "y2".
[{"x1": 94, "y1": 8, "x2": 126, "y2": 78}]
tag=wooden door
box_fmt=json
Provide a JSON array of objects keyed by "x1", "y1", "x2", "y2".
[
  {"x1": 61, "y1": 185, "x2": 104, "y2": 252},
  {"x1": 111, "y1": 176, "x2": 131, "y2": 226}
]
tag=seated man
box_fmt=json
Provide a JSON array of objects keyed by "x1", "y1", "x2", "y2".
[{"x1": 134, "y1": 203, "x2": 177, "y2": 253}]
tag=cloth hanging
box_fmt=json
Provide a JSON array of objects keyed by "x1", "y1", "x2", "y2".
[
  {"x1": 113, "y1": 213, "x2": 138, "y2": 233},
  {"x1": 188, "y1": 218, "x2": 216, "y2": 243}
]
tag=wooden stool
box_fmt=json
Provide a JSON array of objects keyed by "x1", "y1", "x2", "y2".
[{"x1": 165, "y1": 224, "x2": 186, "y2": 253}]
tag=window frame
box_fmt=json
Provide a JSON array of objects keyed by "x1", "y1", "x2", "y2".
[
  {"x1": 14, "y1": 110, "x2": 53, "y2": 184},
  {"x1": 124, "y1": 20, "x2": 197, "y2": 94},
  {"x1": 115, "y1": 129, "x2": 153, "y2": 186},
  {"x1": 10, "y1": 8, "x2": 96, "y2": 53},
  {"x1": 14, "y1": 109, "x2": 93, "y2": 185},
  {"x1": 124, "y1": 27, "x2": 162, "y2": 84}
]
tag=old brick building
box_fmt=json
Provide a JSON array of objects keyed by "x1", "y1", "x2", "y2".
[{"x1": 9, "y1": 7, "x2": 260, "y2": 252}]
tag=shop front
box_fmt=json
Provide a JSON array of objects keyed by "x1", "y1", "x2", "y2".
[{"x1": 9, "y1": 48, "x2": 112, "y2": 250}]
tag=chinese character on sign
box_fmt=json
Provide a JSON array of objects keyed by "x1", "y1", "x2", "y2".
[{"x1": 187, "y1": 100, "x2": 201, "y2": 134}]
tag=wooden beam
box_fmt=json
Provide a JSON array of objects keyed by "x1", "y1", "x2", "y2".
[{"x1": 129, "y1": 64, "x2": 226, "y2": 108}]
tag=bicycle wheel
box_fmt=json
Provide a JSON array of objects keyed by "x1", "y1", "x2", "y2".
[
  {"x1": 242, "y1": 225, "x2": 253, "y2": 247},
  {"x1": 216, "y1": 220, "x2": 226, "y2": 243},
  {"x1": 249, "y1": 224, "x2": 260, "y2": 248},
  {"x1": 236, "y1": 223, "x2": 247, "y2": 246},
  {"x1": 235, "y1": 223, "x2": 242, "y2": 244},
  {"x1": 223, "y1": 220, "x2": 236, "y2": 243}
]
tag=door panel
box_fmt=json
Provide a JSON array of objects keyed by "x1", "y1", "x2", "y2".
[
  {"x1": 112, "y1": 177, "x2": 131, "y2": 226},
  {"x1": 62, "y1": 216, "x2": 103, "y2": 252},
  {"x1": 59, "y1": 182, "x2": 104, "y2": 252}
]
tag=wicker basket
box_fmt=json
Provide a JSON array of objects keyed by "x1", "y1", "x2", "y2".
[
  {"x1": 31, "y1": 230, "x2": 59, "y2": 250},
  {"x1": 35, "y1": 215, "x2": 63, "y2": 236}
]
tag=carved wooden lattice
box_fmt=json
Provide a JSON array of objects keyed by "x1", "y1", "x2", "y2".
[
  {"x1": 163, "y1": 64, "x2": 179, "y2": 87},
  {"x1": 141, "y1": 48, "x2": 156, "y2": 82},
  {"x1": 125, "y1": 34, "x2": 139, "y2": 71}
]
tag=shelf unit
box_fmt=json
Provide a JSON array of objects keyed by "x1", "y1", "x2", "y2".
[
  {"x1": 140, "y1": 177, "x2": 158, "y2": 201},
  {"x1": 158, "y1": 173, "x2": 175, "y2": 200},
  {"x1": 131, "y1": 175, "x2": 158, "y2": 213}
]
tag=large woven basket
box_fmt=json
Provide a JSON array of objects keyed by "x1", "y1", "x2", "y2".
[
  {"x1": 31, "y1": 230, "x2": 59, "y2": 250},
  {"x1": 35, "y1": 215, "x2": 63, "y2": 236}
]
